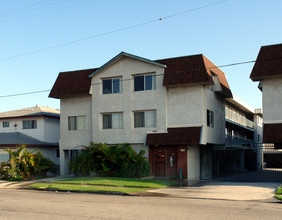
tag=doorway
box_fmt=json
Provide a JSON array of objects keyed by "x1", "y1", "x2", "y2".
[{"x1": 153, "y1": 147, "x2": 178, "y2": 177}]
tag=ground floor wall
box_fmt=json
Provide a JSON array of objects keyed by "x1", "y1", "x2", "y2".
[{"x1": 187, "y1": 146, "x2": 200, "y2": 181}]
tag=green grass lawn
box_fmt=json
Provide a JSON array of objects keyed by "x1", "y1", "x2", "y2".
[
  {"x1": 274, "y1": 186, "x2": 282, "y2": 200},
  {"x1": 29, "y1": 177, "x2": 176, "y2": 193}
]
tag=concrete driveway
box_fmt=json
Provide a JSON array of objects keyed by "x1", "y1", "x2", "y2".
[{"x1": 143, "y1": 181, "x2": 279, "y2": 202}]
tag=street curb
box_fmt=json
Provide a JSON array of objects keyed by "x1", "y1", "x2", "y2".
[{"x1": 21, "y1": 187, "x2": 132, "y2": 196}]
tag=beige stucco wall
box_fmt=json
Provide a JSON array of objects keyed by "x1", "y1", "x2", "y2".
[
  {"x1": 166, "y1": 85, "x2": 204, "y2": 127},
  {"x1": 262, "y1": 78, "x2": 282, "y2": 123},
  {"x1": 203, "y1": 88, "x2": 225, "y2": 145},
  {"x1": 90, "y1": 56, "x2": 167, "y2": 146},
  {"x1": 59, "y1": 95, "x2": 92, "y2": 150},
  {"x1": 187, "y1": 145, "x2": 200, "y2": 180}
]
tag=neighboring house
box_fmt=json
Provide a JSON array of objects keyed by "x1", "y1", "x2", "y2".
[
  {"x1": 250, "y1": 43, "x2": 282, "y2": 148},
  {"x1": 50, "y1": 51, "x2": 233, "y2": 181},
  {"x1": 0, "y1": 105, "x2": 60, "y2": 165}
]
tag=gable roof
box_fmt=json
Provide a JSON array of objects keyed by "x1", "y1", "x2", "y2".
[
  {"x1": 89, "y1": 51, "x2": 166, "y2": 78},
  {"x1": 250, "y1": 43, "x2": 282, "y2": 81},
  {"x1": 0, "y1": 132, "x2": 58, "y2": 146},
  {"x1": 156, "y1": 54, "x2": 232, "y2": 98},
  {"x1": 49, "y1": 68, "x2": 97, "y2": 99},
  {"x1": 49, "y1": 52, "x2": 232, "y2": 99},
  {"x1": 0, "y1": 106, "x2": 60, "y2": 119}
]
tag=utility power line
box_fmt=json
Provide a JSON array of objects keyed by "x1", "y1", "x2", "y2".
[
  {"x1": 1, "y1": 55, "x2": 281, "y2": 99},
  {"x1": 0, "y1": 0, "x2": 97, "y2": 23},
  {"x1": 0, "y1": 0, "x2": 228, "y2": 62}
]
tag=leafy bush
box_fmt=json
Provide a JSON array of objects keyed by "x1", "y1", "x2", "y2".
[
  {"x1": 69, "y1": 143, "x2": 151, "y2": 178},
  {"x1": 0, "y1": 145, "x2": 56, "y2": 181}
]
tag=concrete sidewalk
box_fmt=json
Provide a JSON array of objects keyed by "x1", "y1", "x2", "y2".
[
  {"x1": 0, "y1": 176, "x2": 69, "y2": 189},
  {"x1": 136, "y1": 181, "x2": 280, "y2": 202}
]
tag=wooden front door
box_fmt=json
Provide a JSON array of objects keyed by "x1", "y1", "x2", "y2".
[
  {"x1": 154, "y1": 150, "x2": 166, "y2": 176},
  {"x1": 153, "y1": 148, "x2": 178, "y2": 177}
]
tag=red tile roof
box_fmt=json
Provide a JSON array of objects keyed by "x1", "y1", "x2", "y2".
[
  {"x1": 156, "y1": 54, "x2": 232, "y2": 98},
  {"x1": 146, "y1": 127, "x2": 202, "y2": 145},
  {"x1": 49, "y1": 68, "x2": 97, "y2": 99},
  {"x1": 250, "y1": 43, "x2": 282, "y2": 81},
  {"x1": 263, "y1": 123, "x2": 282, "y2": 144}
]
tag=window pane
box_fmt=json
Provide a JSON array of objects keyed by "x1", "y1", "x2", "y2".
[
  {"x1": 145, "y1": 111, "x2": 156, "y2": 127},
  {"x1": 207, "y1": 110, "x2": 214, "y2": 127},
  {"x1": 134, "y1": 75, "x2": 144, "y2": 91},
  {"x1": 112, "y1": 113, "x2": 123, "y2": 129},
  {"x1": 103, "y1": 115, "x2": 112, "y2": 129},
  {"x1": 103, "y1": 79, "x2": 112, "y2": 94},
  {"x1": 68, "y1": 116, "x2": 76, "y2": 130},
  {"x1": 32, "y1": 120, "x2": 37, "y2": 129},
  {"x1": 23, "y1": 120, "x2": 37, "y2": 129},
  {"x1": 23, "y1": 121, "x2": 30, "y2": 129},
  {"x1": 3, "y1": 122, "x2": 9, "y2": 128},
  {"x1": 134, "y1": 112, "x2": 145, "y2": 127},
  {"x1": 76, "y1": 116, "x2": 86, "y2": 130},
  {"x1": 112, "y1": 78, "x2": 121, "y2": 94},
  {"x1": 145, "y1": 75, "x2": 156, "y2": 90}
]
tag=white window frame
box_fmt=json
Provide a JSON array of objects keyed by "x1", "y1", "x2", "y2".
[
  {"x1": 134, "y1": 73, "x2": 156, "y2": 92},
  {"x1": 2, "y1": 121, "x2": 9, "y2": 128},
  {"x1": 102, "y1": 113, "x2": 123, "y2": 129},
  {"x1": 102, "y1": 77, "x2": 122, "y2": 94},
  {"x1": 68, "y1": 116, "x2": 86, "y2": 131},
  {"x1": 134, "y1": 110, "x2": 157, "y2": 128},
  {"x1": 23, "y1": 120, "x2": 37, "y2": 129}
]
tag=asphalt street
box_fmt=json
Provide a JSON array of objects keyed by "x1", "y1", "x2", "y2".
[{"x1": 0, "y1": 189, "x2": 282, "y2": 220}]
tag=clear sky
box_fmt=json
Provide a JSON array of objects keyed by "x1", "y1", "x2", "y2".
[{"x1": 0, "y1": 0, "x2": 281, "y2": 112}]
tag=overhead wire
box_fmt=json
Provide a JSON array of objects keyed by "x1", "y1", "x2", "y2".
[
  {"x1": 0, "y1": 0, "x2": 228, "y2": 62},
  {"x1": 0, "y1": 56, "x2": 281, "y2": 99},
  {"x1": 0, "y1": 0, "x2": 97, "y2": 23}
]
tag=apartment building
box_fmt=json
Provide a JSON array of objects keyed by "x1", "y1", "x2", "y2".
[
  {"x1": 49, "y1": 52, "x2": 233, "y2": 180},
  {"x1": 250, "y1": 43, "x2": 282, "y2": 148}
]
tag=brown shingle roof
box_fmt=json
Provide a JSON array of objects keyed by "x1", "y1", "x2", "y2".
[
  {"x1": 49, "y1": 68, "x2": 97, "y2": 99},
  {"x1": 250, "y1": 43, "x2": 282, "y2": 81},
  {"x1": 146, "y1": 127, "x2": 202, "y2": 146},
  {"x1": 49, "y1": 53, "x2": 232, "y2": 99},
  {"x1": 263, "y1": 123, "x2": 282, "y2": 144},
  {"x1": 156, "y1": 54, "x2": 232, "y2": 98}
]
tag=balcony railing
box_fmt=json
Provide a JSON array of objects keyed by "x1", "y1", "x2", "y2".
[
  {"x1": 225, "y1": 108, "x2": 254, "y2": 129},
  {"x1": 225, "y1": 135, "x2": 254, "y2": 145}
]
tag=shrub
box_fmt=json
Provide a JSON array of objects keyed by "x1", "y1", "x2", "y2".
[
  {"x1": 69, "y1": 143, "x2": 151, "y2": 178},
  {"x1": 0, "y1": 146, "x2": 56, "y2": 181}
]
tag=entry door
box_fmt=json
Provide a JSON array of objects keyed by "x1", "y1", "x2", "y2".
[{"x1": 154, "y1": 150, "x2": 166, "y2": 176}]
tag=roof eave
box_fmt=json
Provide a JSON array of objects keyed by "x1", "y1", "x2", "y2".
[{"x1": 89, "y1": 52, "x2": 166, "y2": 78}]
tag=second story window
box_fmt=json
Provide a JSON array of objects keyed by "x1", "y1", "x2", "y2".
[
  {"x1": 23, "y1": 120, "x2": 37, "y2": 129},
  {"x1": 102, "y1": 78, "x2": 122, "y2": 94},
  {"x1": 103, "y1": 113, "x2": 123, "y2": 129},
  {"x1": 68, "y1": 116, "x2": 86, "y2": 130},
  {"x1": 2, "y1": 121, "x2": 9, "y2": 128},
  {"x1": 134, "y1": 74, "x2": 156, "y2": 92},
  {"x1": 134, "y1": 110, "x2": 156, "y2": 128},
  {"x1": 207, "y1": 110, "x2": 214, "y2": 127}
]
